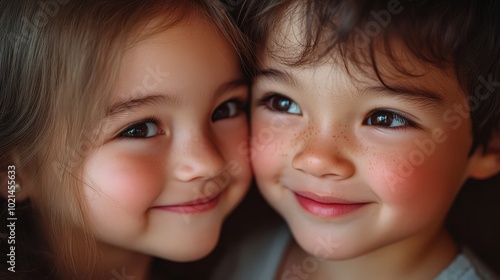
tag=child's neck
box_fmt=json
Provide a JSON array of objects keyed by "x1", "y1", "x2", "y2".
[
  {"x1": 96, "y1": 242, "x2": 153, "y2": 280},
  {"x1": 279, "y1": 228, "x2": 457, "y2": 280}
]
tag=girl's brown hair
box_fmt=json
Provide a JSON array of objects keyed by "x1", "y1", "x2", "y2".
[{"x1": 0, "y1": 0, "x2": 249, "y2": 279}]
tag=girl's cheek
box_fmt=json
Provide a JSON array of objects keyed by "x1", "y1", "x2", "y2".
[
  {"x1": 218, "y1": 119, "x2": 249, "y2": 159},
  {"x1": 84, "y1": 148, "x2": 164, "y2": 212}
]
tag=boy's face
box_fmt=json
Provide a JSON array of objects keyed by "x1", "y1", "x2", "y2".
[
  {"x1": 82, "y1": 16, "x2": 251, "y2": 262},
  {"x1": 251, "y1": 19, "x2": 489, "y2": 259}
]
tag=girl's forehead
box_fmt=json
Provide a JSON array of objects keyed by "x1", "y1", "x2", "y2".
[{"x1": 113, "y1": 17, "x2": 236, "y2": 101}]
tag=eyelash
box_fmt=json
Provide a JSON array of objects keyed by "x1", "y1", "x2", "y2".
[
  {"x1": 363, "y1": 109, "x2": 419, "y2": 130},
  {"x1": 257, "y1": 93, "x2": 418, "y2": 128},
  {"x1": 115, "y1": 97, "x2": 247, "y2": 140},
  {"x1": 116, "y1": 116, "x2": 164, "y2": 140},
  {"x1": 258, "y1": 93, "x2": 302, "y2": 115},
  {"x1": 211, "y1": 98, "x2": 248, "y2": 122}
]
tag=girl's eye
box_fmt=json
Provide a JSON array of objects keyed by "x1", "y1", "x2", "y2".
[
  {"x1": 260, "y1": 93, "x2": 302, "y2": 115},
  {"x1": 212, "y1": 99, "x2": 245, "y2": 122},
  {"x1": 364, "y1": 110, "x2": 415, "y2": 128},
  {"x1": 119, "y1": 120, "x2": 162, "y2": 138}
]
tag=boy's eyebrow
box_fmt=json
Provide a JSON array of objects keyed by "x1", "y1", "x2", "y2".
[
  {"x1": 106, "y1": 95, "x2": 173, "y2": 117},
  {"x1": 257, "y1": 69, "x2": 444, "y2": 105},
  {"x1": 365, "y1": 85, "x2": 444, "y2": 107},
  {"x1": 257, "y1": 69, "x2": 298, "y2": 87}
]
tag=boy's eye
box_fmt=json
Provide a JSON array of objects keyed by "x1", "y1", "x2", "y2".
[
  {"x1": 364, "y1": 110, "x2": 415, "y2": 128},
  {"x1": 119, "y1": 120, "x2": 161, "y2": 138},
  {"x1": 260, "y1": 93, "x2": 302, "y2": 115},
  {"x1": 211, "y1": 99, "x2": 245, "y2": 122}
]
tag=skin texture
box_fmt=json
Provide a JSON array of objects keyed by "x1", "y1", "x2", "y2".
[
  {"x1": 82, "y1": 16, "x2": 251, "y2": 278},
  {"x1": 250, "y1": 13, "x2": 498, "y2": 279}
]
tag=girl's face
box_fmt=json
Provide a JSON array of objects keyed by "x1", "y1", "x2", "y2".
[
  {"x1": 82, "y1": 17, "x2": 251, "y2": 262},
  {"x1": 251, "y1": 21, "x2": 489, "y2": 259}
]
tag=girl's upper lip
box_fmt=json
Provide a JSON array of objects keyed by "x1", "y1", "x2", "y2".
[{"x1": 294, "y1": 191, "x2": 363, "y2": 204}]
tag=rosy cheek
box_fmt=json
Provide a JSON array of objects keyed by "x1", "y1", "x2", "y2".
[
  {"x1": 218, "y1": 121, "x2": 249, "y2": 159},
  {"x1": 251, "y1": 119, "x2": 286, "y2": 176},
  {"x1": 84, "y1": 149, "x2": 164, "y2": 213},
  {"x1": 370, "y1": 142, "x2": 465, "y2": 207}
]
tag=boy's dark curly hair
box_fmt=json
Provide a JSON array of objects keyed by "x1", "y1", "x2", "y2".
[{"x1": 239, "y1": 0, "x2": 500, "y2": 153}]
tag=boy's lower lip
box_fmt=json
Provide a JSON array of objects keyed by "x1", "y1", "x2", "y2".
[
  {"x1": 154, "y1": 193, "x2": 221, "y2": 214},
  {"x1": 294, "y1": 193, "x2": 367, "y2": 217}
]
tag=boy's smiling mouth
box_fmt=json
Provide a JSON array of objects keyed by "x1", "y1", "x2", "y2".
[{"x1": 293, "y1": 191, "x2": 369, "y2": 218}]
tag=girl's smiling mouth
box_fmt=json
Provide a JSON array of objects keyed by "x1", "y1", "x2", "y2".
[
  {"x1": 153, "y1": 192, "x2": 222, "y2": 214},
  {"x1": 293, "y1": 191, "x2": 368, "y2": 218}
]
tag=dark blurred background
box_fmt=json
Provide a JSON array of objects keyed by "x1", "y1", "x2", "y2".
[{"x1": 447, "y1": 173, "x2": 500, "y2": 274}]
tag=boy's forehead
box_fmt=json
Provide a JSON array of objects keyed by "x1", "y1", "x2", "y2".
[
  {"x1": 265, "y1": 3, "x2": 310, "y2": 59},
  {"x1": 262, "y1": 19, "x2": 464, "y2": 103},
  {"x1": 261, "y1": 1, "x2": 462, "y2": 96}
]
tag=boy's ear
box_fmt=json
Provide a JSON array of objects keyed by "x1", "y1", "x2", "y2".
[{"x1": 468, "y1": 130, "x2": 500, "y2": 180}]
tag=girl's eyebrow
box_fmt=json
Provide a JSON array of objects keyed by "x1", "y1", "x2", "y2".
[
  {"x1": 106, "y1": 95, "x2": 172, "y2": 117},
  {"x1": 106, "y1": 78, "x2": 248, "y2": 117},
  {"x1": 214, "y1": 78, "x2": 249, "y2": 99}
]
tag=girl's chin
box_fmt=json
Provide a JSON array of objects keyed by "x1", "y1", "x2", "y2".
[
  {"x1": 159, "y1": 233, "x2": 220, "y2": 262},
  {"x1": 162, "y1": 247, "x2": 216, "y2": 263}
]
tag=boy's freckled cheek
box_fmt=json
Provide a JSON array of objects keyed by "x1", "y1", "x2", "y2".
[
  {"x1": 251, "y1": 120, "x2": 291, "y2": 180},
  {"x1": 251, "y1": 140, "x2": 282, "y2": 171},
  {"x1": 369, "y1": 146, "x2": 460, "y2": 205}
]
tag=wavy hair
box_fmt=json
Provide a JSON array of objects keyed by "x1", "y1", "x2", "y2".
[{"x1": 0, "y1": 0, "x2": 249, "y2": 279}]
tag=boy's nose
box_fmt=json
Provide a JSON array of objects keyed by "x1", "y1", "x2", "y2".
[
  {"x1": 173, "y1": 134, "x2": 226, "y2": 182},
  {"x1": 291, "y1": 137, "x2": 354, "y2": 179}
]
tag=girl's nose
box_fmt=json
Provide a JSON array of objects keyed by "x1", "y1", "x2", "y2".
[{"x1": 173, "y1": 134, "x2": 226, "y2": 182}]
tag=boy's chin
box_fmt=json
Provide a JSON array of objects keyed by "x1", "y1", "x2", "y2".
[
  {"x1": 290, "y1": 226, "x2": 365, "y2": 261},
  {"x1": 297, "y1": 238, "x2": 363, "y2": 261}
]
